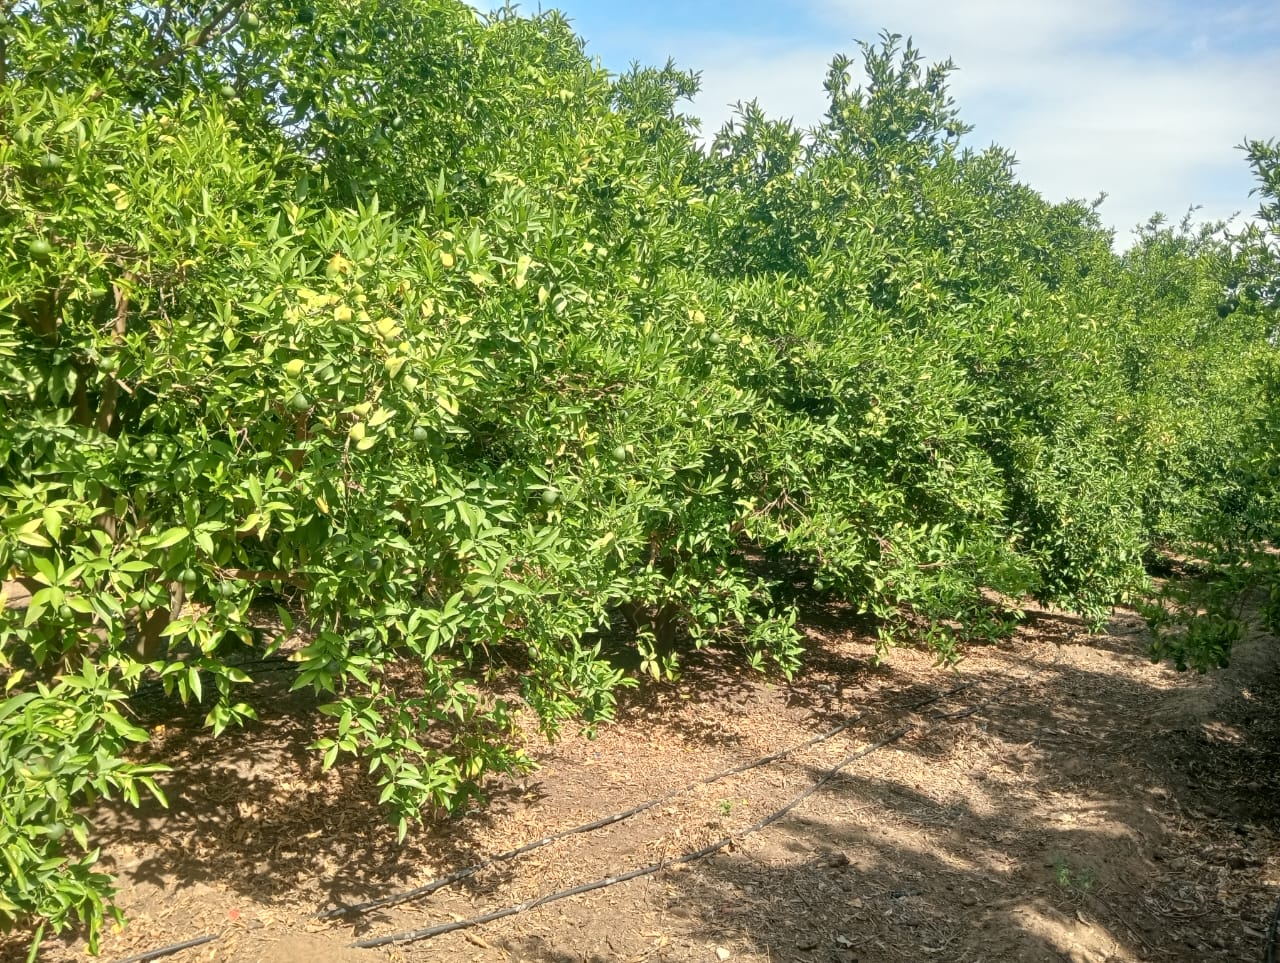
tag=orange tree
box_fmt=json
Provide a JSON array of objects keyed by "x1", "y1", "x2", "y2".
[
  {"x1": 1, "y1": 2, "x2": 798, "y2": 947},
  {"x1": 2, "y1": 3, "x2": 1276, "y2": 954},
  {"x1": 697, "y1": 36, "x2": 1149, "y2": 653},
  {"x1": 1130, "y1": 141, "x2": 1280, "y2": 671}
]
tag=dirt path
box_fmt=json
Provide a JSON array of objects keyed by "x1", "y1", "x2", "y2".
[{"x1": 9, "y1": 600, "x2": 1280, "y2": 963}]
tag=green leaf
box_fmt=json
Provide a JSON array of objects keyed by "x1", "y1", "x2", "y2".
[
  {"x1": 42, "y1": 509, "x2": 62, "y2": 544},
  {"x1": 0, "y1": 692, "x2": 39, "y2": 725},
  {"x1": 102, "y1": 710, "x2": 149, "y2": 742},
  {"x1": 150, "y1": 527, "x2": 190, "y2": 550}
]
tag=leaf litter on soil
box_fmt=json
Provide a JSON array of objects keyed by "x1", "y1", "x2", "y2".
[{"x1": 6, "y1": 598, "x2": 1279, "y2": 963}]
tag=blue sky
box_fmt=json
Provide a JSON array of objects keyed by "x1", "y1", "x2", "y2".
[{"x1": 495, "y1": 0, "x2": 1280, "y2": 244}]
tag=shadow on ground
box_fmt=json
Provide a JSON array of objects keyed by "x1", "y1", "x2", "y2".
[
  {"x1": 91, "y1": 664, "x2": 542, "y2": 918},
  {"x1": 497, "y1": 616, "x2": 1280, "y2": 963},
  {"x1": 10, "y1": 597, "x2": 1278, "y2": 963}
]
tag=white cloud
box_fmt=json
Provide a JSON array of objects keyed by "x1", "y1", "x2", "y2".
[
  {"x1": 659, "y1": 1, "x2": 1280, "y2": 244},
  {"x1": 990, "y1": 52, "x2": 1275, "y2": 234},
  {"x1": 819, "y1": 0, "x2": 1140, "y2": 62},
  {"x1": 675, "y1": 39, "x2": 835, "y2": 133}
]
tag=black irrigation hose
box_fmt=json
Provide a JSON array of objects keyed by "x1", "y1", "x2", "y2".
[
  {"x1": 110, "y1": 933, "x2": 220, "y2": 963},
  {"x1": 316, "y1": 678, "x2": 981, "y2": 920},
  {"x1": 1265, "y1": 893, "x2": 1280, "y2": 963},
  {"x1": 352, "y1": 724, "x2": 917, "y2": 948},
  {"x1": 113, "y1": 659, "x2": 1034, "y2": 962},
  {"x1": 352, "y1": 656, "x2": 1055, "y2": 949}
]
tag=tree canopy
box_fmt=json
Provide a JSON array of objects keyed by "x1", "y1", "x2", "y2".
[{"x1": 1, "y1": 1, "x2": 1277, "y2": 952}]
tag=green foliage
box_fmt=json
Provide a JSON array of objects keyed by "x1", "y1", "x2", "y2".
[
  {"x1": 0, "y1": 663, "x2": 166, "y2": 954},
  {"x1": 1, "y1": 4, "x2": 1276, "y2": 954},
  {"x1": 1052, "y1": 856, "x2": 1098, "y2": 899},
  {"x1": 1127, "y1": 142, "x2": 1280, "y2": 672},
  {"x1": 700, "y1": 35, "x2": 1154, "y2": 631}
]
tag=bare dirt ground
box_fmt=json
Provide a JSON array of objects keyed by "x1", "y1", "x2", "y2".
[{"x1": 7, "y1": 596, "x2": 1280, "y2": 963}]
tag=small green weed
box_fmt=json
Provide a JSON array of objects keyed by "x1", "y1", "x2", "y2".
[{"x1": 1052, "y1": 857, "x2": 1097, "y2": 898}]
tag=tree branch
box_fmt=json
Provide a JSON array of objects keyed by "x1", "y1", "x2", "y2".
[
  {"x1": 93, "y1": 278, "x2": 131, "y2": 435},
  {"x1": 148, "y1": 0, "x2": 244, "y2": 74}
]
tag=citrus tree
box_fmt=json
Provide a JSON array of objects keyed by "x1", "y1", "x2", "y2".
[
  {"x1": 1, "y1": 1, "x2": 797, "y2": 947},
  {"x1": 2, "y1": 3, "x2": 1277, "y2": 955},
  {"x1": 1132, "y1": 141, "x2": 1280, "y2": 671}
]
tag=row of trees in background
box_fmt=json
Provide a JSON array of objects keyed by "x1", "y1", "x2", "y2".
[{"x1": 2, "y1": 0, "x2": 1277, "y2": 951}]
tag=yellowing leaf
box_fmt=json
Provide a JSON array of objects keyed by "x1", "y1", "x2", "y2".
[
  {"x1": 514, "y1": 254, "x2": 532, "y2": 289},
  {"x1": 236, "y1": 513, "x2": 263, "y2": 534},
  {"x1": 435, "y1": 392, "x2": 459, "y2": 416}
]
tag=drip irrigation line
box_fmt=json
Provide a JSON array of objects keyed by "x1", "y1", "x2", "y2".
[
  {"x1": 316, "y1": 677, "x2": 982, "y2": 920},
  {"x1": 352, "y1": 654, "x2": 1056, "y2": 949},
  {"x1": 1265, "y1": 892, "x2": 1280, "y2": 963},
  {"x1": 110, "y1": 933, "x2": 220, "y2": 963},
  {"x1": 352, "y1": 725, "x2": 915, "y2": 948},
  {"x1": 111, "y1": 654, "x2": 1045, "y2": 963}
]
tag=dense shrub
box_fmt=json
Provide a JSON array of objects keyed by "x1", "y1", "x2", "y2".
[{"x1": 1, "y1": 3, "x2": 1276, "y2": 952}]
